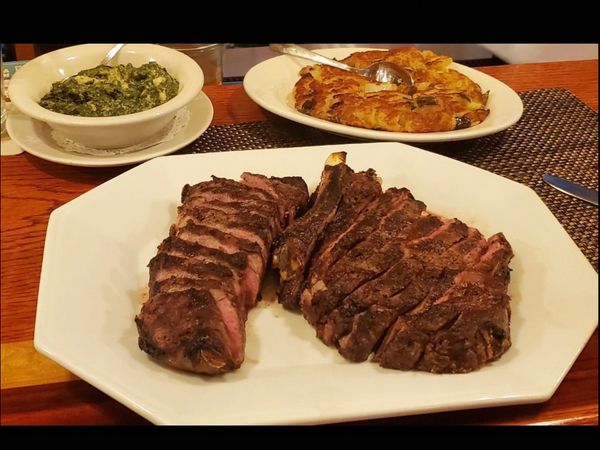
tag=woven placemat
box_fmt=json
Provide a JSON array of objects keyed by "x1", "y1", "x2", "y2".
[{"x1": 178, "y1": 88, "x2": 598, "y2": 270}]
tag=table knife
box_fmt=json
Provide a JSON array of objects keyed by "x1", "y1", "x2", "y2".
[{"x1": 543, "y1": 174, "x2": 598, "y2": 206}]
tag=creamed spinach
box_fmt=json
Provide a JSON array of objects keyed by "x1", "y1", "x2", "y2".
[{"x1": 39, "y1": 62, "x2": 179, "y2": 117}]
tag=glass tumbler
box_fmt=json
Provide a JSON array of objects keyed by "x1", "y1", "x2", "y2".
[{"x1": 161, "y1": 44, "x2": 225, "y2": 86}]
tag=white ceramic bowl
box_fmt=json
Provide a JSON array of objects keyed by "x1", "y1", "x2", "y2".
[{"x1": 8, "y1": 44, "x2": 204, "y2": 149}]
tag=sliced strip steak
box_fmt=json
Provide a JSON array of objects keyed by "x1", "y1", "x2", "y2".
[
  {"x1": 136, "y1": 287, "x2": 241, "y2": 374},
  {"x1": 136, "y1": 173, "x2": 308, "y2": 375}
]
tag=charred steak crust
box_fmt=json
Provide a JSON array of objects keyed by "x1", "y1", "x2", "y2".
[
  {"x1": 288, "y1": 154, "x2": 514, "y2": 374},
  {"x1": 330, "y1": 222, "x2": 489, "y2": 363},
  {"x1": 374, "y1": 233, "x2": 513, "y2": 373},
  {"x1": 272, "y1": 158, "x2": 347, "y2": 310},
  {"x1": 136, "y1": 173, "x2": 309, "y2": 375},
  {"x1": 241, "y1": 173, "x2": 310, "y2": 226},
  {"x1": 272, "y1": 152, "x2": 384, "y2": 311}
]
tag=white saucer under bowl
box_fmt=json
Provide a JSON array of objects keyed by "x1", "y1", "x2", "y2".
[{"x1": 6, "y1": 91, "x2": 214, "y2": 167}]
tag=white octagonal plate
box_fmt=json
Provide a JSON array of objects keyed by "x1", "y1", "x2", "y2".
[{"x1": 35, "y1": 143, "x2": 598, "y2": 425}]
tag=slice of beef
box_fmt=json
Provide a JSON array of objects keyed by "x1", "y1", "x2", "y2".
[
  {"x1": 157, "y1": 235, "x2": 248, "y2": 275},
  {"x1": 374, "y1": 233, "x2": 513, "y2": 373},
  {"x1": 272, "y1": 152, "x2": 349, "y2": 310},
  {"x1": 136, "y1": 287, "x2": 242, "y2": 374},
  {"x1": 182, "y1": 176, "x2": 276, "y2": 204},
  {"x1": 301, "y1": 195, "x2": 437, "y2": 327},
  {"x1": 148, "y1": 253, "x2": 235, "y2": 296},
  {"x1": 184, "y1": 198, "x2": 282, "y2": 240},
  {"x1": 241, "y1": 173, "x2": 310, "y2": 227},
  {"x1": 286, "y1": 153, "x2": 514, "y2": 373},
  {"x1": 177, "y1": 206, "x2": 273, "y2": 261},
  {"x1": 183, "y1": 176, "x2": 304, "y2": 230},
  {"x1": 330, "y1": 225, "x2": 488, "y2": 362},
  {"x1": 300, "y1": 188, "x2": 419, "y2": 317},
  {"x1": 176, "y1": 222, "x2": 265, "y2": 282},
  {"x1": 136, "y1": 173, "x2": 308, "y2": 375},
  {"x1": 311, "y1": 167, "x2": 382, "y2": 258},
  {"x1": 305, "y1": 188, "x2": 413, "y2": 283},
  {"x1": 156, "y1": 234, "x2": 254, "y2": 308},
  {"x1": 183, "y1": 181, "x2": 284, "y2": 231}
]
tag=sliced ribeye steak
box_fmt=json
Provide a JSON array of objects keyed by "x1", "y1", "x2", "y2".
[{"x1": 289, "y1": 153, "x2": 514, "y2": 373}]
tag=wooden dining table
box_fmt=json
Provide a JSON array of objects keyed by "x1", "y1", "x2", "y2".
[{"x1": 1, "y1": 59, "x2": 597, "y2": 426}]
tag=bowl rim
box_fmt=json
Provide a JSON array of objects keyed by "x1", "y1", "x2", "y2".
[{"x1": 8, "y1": 44, "x2": 204, "y2": 127}]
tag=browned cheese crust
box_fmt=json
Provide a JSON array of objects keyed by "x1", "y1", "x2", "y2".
[{"x1": 293, "y1": 48, "x2": 490, "y2": 133}]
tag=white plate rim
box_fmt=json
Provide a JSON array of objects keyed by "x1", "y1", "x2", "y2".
[
  {"x1": 243, "y1": 48, "x2": 524, "y2": 143},
  {"x1": 6, "y1": 91, "x2": 214, "y2": 167}
]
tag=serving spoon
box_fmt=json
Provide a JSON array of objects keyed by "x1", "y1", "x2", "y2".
[
  {"x1": 61, "y1": 43, "x2": 125, "y2": 82},
  {"x1": 270, "y1": 43, "x2": 416, "y2": 94},
  {"x1": 98, "y1": 43, "x2": 126, "y2": 66}
]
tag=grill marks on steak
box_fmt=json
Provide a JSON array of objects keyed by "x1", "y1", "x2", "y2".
[
  {"x1": 272, "y1": 152, "x2": 383, "y2": 310},
  {"x1": 286, "y1": 154, "x2": 514, "y2": 374},
  {"x1": 136, "y1": 174, "x2": 308, "y2": 375}
]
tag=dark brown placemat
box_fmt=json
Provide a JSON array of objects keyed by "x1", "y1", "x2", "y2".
[{"x1": 178, "y1": 88, "x2": 598, "y2": 270}]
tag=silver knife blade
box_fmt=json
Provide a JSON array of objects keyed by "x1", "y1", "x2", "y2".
[{"x1": 543, "y1": 174, "x2": 599, "y2": 206}]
